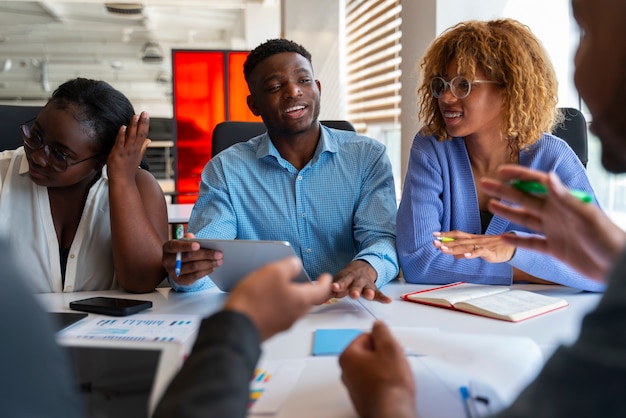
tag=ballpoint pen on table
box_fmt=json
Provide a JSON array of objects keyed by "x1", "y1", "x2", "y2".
[
  {"x1": 459, "y1": 386, "x2": 479, "y2": 418},
  {"x1": 511, "y1": 180, "x2": 593, "y2": 203},
  {"x1": 175, "y1": 224, "x2": 184, "y2": 277}
]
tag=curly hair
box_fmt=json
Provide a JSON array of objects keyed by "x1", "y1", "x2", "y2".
[
  {"x1": 417, "y1": 18, "x2": 562, "y2": 152},
  {"x1": 243, "y1": 38, "x2": 312, "y2": 82}
]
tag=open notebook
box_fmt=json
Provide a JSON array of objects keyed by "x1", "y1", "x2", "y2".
[{"x1": 402, "y1": 282, "x2": 568, "y2": 322}]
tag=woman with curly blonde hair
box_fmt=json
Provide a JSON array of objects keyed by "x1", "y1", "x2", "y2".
[{"x1": 396, "y1": 18, "x2": 602, "y2": 291}]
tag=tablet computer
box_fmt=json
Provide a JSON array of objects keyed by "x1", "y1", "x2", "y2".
[{"x1": 187, "y1": 239, "x2": 312, "y2": 292}]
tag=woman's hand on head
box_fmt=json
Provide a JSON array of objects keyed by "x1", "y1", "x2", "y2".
[{"x1": 107, "y1": 111, "x2": 151, "y2": 182}]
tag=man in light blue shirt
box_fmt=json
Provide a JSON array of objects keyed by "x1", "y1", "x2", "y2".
[{"x1": 163, "y1": 38, "x2": 398, "y2": 302}]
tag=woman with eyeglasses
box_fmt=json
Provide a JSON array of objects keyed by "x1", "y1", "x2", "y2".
[
  {"x1": 396, "y1": 19, "x2": 603, "y2": 291},
  {"x1": 0, "y1": 77, "x2": 168, "y2": 293}
]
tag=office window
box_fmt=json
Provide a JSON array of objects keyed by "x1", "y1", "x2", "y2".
[
  {"x1": 345, "y1": 0, "x2": 402, "y2": 198},
  {"x1": 345, "y1": 0, "x2": 401, "y2": 127}
]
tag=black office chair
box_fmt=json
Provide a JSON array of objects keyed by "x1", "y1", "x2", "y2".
[
  {"x1": 211, "y1": 120, "x2": 356, "y2": 157},
  {"x1": 552, "y1": 107, "x2": 588, "y2": 167},
  {"x1": 0, "y1": 104, "x2": 43, "y2": 151}
]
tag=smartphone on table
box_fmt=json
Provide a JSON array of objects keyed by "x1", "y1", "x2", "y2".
[{"x1": 69, "y1": 297, "x2": 153, "y2": 316}]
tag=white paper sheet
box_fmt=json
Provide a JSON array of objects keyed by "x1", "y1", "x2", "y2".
[
  {"x1": 249, "y1": 359, "x2": 306, "y2": 415},
  {"x1": 58, "y1": 314, "x2": 201, "y2": 353},
  {"x1": 392, "y1": 327, "x2": 544, "y2": 416}
]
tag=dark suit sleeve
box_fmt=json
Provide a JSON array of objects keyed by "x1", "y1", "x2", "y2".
[
  {"x1": 153, "y1": 309, "x2": 262, "y2": 418},
  {"x1": 494, "y1": 250, "x2": 626, "y2": 418}
]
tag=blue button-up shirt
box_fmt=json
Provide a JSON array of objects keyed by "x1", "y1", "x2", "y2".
[{"x1": 171, "y1": 125, "x2": 398, "y2": 291}]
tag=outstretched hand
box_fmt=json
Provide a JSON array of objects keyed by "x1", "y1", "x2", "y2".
[
  {"x1": 481, "y1": 164, "x2": 626, "y2": 281},
  {"x1": 332, "y1": 260, "x2": 391, "y2": 303},
  {"x1": 224, "y1": 257, "x2": 332, "y2": 341}
]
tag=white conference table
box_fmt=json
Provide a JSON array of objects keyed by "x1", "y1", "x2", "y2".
[{"x1": 38, "y1": 282, "x2": 601, "y2": 418}]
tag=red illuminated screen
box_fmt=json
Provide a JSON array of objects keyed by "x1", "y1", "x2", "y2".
[{"x1": 172, "y1": 50, "x2": 260, "y2": 203}]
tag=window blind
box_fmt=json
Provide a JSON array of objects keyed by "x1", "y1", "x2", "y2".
[{"x1": 345, "y1": 0, "x2": 402, "y2": 131}]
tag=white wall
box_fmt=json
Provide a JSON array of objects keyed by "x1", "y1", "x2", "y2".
[
  {"x1": 281, "y1": 0, "x2": 344, "y2": 120},
  {"x1": 244, "y1": 2, "x2": 281, "y2": 49},
  {"x1": 436, "y1": 0, "x2": 578, "y2": 108}
]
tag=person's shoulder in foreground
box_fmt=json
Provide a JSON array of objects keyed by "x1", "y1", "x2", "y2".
[
  {"x1": 340, "y1": 1, "x2": 626, "y2": 417},
  {"x1": 485, "y1": 0, "x2": 626, "y2": 415},
  {"x1": 0, "y1": 238, "x2": 84, "y2": 417}
]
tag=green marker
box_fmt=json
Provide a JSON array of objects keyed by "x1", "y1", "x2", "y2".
[
  {"x1": 435, "y1": 236, "x2": 455, "y2": 242},
  {"x1": 512, "y1": 180, "x2": 593, "y2": 204}
]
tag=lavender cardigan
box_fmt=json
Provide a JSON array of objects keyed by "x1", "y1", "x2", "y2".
[{"x1": 397, "y1": 132, "x2": 604, "y2": 292}]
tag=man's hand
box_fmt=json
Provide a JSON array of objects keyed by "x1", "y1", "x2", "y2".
[
  {"x1": 224, "y1": 257, "x2": 332, "y2": 341},
  {"x1": 332, "y1": 260, "x2": 391, "y2": 303},
  {"x1": 339, "y1": 321, "x2": 416, "y2": 418},
  {"x1": 162, "y1": 232, "x2": 223, "y2": 285},
  {"x1": 481, "y1": 165, "x2": 626, "y2": 281}
]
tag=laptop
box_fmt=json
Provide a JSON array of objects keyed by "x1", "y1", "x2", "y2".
[
  {"x1": 48, "y1": 311, "x2": 88, "y2": 332},
  {"x1": 188, "y1": 239, "x2": 312, "y2": 292},
  {"x1": 58, "y1": 337, "x2": 184, "y2": 417}
]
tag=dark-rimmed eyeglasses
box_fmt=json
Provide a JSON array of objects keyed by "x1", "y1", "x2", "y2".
[
  {"x1": 20, "y1": 122, "x2": 103, "y2": 173},
  {"x1": 430, "y1": 76, "x2": 501, "y2": 99}
]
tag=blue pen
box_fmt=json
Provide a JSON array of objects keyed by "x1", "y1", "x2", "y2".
[
  {"x1": 459, "y1": 386, "x2": 479, "y2": 418},
  {"x1": 174, "y1": 224, "x2": 184, "y2": 277}
]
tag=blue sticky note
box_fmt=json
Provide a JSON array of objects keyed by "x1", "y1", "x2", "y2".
[{"x1": 312, "y1": 328, "x2": 363, "y2": 356}]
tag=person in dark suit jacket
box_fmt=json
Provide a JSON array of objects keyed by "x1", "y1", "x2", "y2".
[{"x1": 338, "y1": 0, "x2": 626, "y2": 417}]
